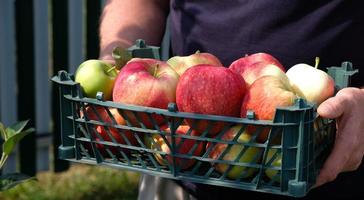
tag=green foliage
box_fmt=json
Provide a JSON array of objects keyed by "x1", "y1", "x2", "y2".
[
  {"x1": 0, "y1": 174, "x2": 36, "y2": 191},
  {"x1": 0, "y1": 120, "x2": 35, "y2": 190},
  {"x1": 0, "y1": 121, "x2": 139, "y2": 199},
  {"x1": 3, "y1": 120, "x2": 35, "y2": 155},
  {"x1": 0, "y1": 164, "x2": 140, "y2": 200}
]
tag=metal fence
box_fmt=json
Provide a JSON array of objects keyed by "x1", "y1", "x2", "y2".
[{"x1": 0, "y1": 0, "x2": 105, "y2": 175}]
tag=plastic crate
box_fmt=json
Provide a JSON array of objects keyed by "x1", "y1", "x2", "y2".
[{"x1": 51, "y1": 41, "x2": 358, "y2": 198}]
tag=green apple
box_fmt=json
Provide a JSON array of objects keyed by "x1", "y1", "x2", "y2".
[
  {"x1": 208, "y1": 125, "x2": 262, "y2": 179},
  {"x1": 313, "y1": 117, "x2": 330, "y2": 145},
  {"x1": 265, "y1": 148, "x2": 281, "y2": 182},
  {"x1": 75, "y1": 59, "x2": 118, "y2": 100}
]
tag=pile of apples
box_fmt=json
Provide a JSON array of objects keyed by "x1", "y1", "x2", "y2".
[{"x1": 74, "y1": 50, "x2": 335, "y2": 180}]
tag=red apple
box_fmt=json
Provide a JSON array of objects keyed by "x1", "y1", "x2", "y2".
[
  {"x1": 176, "y1": 64, "x2": 246, "y2": 136},
  {"x1": 112, "y1": 58, "x2": 179, "y2": 127},
  {"x1": 207, "y1": 125, "x2": 262, "y2": 179},
  {"x1": 82, "y1": 106, "x2": 137, "y2": 156},
  {"x1": 148, "y1": 125, "x2": 205, "y2": 170},
  {"x1": 229, "y1": 52, "x2": 285, "y2": 73},
  {"x1": 240, "y1": 75, "x2": 298, "y2": 142},
  {"x1": 167, "y1": 51, "x2": 223, "y2": 76},
  {"x1": 230, "y1": 61, "x2": 288, "y2": 87}
]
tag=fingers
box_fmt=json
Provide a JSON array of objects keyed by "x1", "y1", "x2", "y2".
[
  {"x1": 314, "y1": 132, "x2": 351, "y2": 187},
  {"x1": 318, "y1": 87, "x2": 364, "y2": 119},
  {"x1": 315, "y1": 143, "x2": 363, "y2": 187},
  {"x1": 344, "y1": 153, "x2": 363, "y2": 172},
  {"x1": 317, "y1": 96, "x2": 346, "y2": 119},
  {"x1": 315, "y1": 88, "x2": 364, "y2": 187}
]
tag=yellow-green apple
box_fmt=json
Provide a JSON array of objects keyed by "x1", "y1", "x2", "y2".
[
  {"x1": 240, "y1": 75, "x2": 298, "y2": 142},
  {"x1": 82, "y1": 106, "x2": 137, "y2": 156},
  {"x1": 286, "y1": 58, "x2": 335, "y2": 105},
  {"x1": 313, "y1": 117, "x2": 332, "y2": 146},
  {"x1": 229, "y1": 52, "x2": 285, "y2": 72},
  {"x1": 207, "y1": 125, "x2": 262, "y2": 179},
  {"x1": 167, "y1": 51, "x2": 223, "y2": 76},
  {"x1": 230, "y1": 61, "x2": 288, "y2": 87},
  {"x1": 265, "y1": 148, "x2": 281, "y2": 182},
  {"x1": 176, "y1": 64, "x2": 246, "y2": 136},
  {"x1": 75, "y1": 59, "x2": 118, "y2": 100},
  {"x1": 148, "y1": 125, "x2": 205, "y2": 170},
  {"x1": 112, "y1": 58, "x2": 179, "y2": 127}
]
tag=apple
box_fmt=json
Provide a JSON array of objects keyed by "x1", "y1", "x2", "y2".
[
  {"x1": 82, "y1": 106, "x2": 137, "y2": 156},
  {"x1": 176, "y1": 64, "x2": 246, "y2": 136},
  {"x1": 230, "y1": 61, "x2": 288, "y2": 87},
  {"x1": 241, "y1": 75, "x2": 298, "y2": 142},
  {"x1": 207, "y1": 125, "x2": 262, "y2": 179},
  {"x1": 148, "y1": 125, "x2": 205, "y2": 170},
  {"x1": 229, "y1": 52, "x2": 285, "y2": 73},
  {"x1": 75, "y1": 59, "x2": 118, "y2": 100},
  {"x1": 112, "y1": 58, "x2": 179, "y2": 127},
  {"x1": 167, "y1": 51, "x2": 223, "y2": 76},
  {"x1": 286, "y1": 57, "x2": 335, "y2": 105},
  {"x1": 313, "y1": 117, "x2": 332, "y2": 146},
  {"x1": 265, "y1": 148, "x2": 282, "y2": 182}
]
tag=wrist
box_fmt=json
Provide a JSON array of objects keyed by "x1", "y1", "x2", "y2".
[
  {"x1": 98, "y1": 55, "x2": 116, "y2": 65},
  {"x1": 99, "y1": 54, "x2": 114, "y2": 61},
  {"x1": 99, "y1": 39, "x2": 132, "y2": 59}
]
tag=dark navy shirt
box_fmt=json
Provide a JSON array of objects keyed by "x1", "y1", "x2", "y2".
[
  {"x1": 169, "y1": 0, "x2": 364, "y2": 199},
  {"x1": 170, "y1": 0, "x2": 364, "y2": 87}
]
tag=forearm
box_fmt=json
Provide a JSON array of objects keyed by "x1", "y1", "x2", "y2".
[{"x1": 99, "y1": 0, "x2": 169, "y2": 60}]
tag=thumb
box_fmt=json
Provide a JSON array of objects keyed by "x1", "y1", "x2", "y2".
[{"x1": 317, "y1": 96, "x2": 345, "y2": 119}]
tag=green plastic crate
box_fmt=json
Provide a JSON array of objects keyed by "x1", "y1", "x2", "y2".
[{"x1": 51, "y1": 40, "x2": 358, "y2": 198}]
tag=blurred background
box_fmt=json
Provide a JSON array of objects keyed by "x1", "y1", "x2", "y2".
[{"x1": 0, "y1": 0, "x2": 141, "y2": 199}]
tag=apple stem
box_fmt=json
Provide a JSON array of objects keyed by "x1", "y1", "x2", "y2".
[
  {"x1": 154, "y1": 64, "x2": 159, "y2": 77},
  {"x1": 195, "y1": 50, "x2": 200, "y2": 54},
  {"x1": 315, "y1": 57, "x2": 320, "y2": 69},
  {"x1": 107, "y1": 66, "x2": 116, "y2": 73}
]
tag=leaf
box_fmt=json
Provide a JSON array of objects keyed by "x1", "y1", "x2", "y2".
[
  {"x1": 0, "y1": 173, "x2": 36, "y2": 191},
  {"x1": 0, "y1": 122, "x2": 5, "y2": 140},
  {"x1": 112, "y1": 46, "x2": 132, "y2": 70},
  {"x1": 3, "y1": 128, "x2": 35, "y2": 155},
  {"x1": 5, "y1": 128, "x2": 15, "y2": 141},
  {"x1": 5, "y1": 120, "x2": 30, "y2": 138}
]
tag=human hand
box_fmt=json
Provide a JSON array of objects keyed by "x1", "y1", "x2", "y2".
[
  {"x1": 99, "y1": 55, "x2": 115, "y2": 65},
  {"x1": 315, "y1": 87, "x2": 364, "y2": 187}
]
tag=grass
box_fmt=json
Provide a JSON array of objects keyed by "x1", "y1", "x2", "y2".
[{"x1": 0, "y1": 164, "x2": 140, "y2": 200}]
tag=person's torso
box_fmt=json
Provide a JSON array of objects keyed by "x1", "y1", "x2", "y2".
[
  {"x1": 169, "y1": 0, "x2": 364, "y2": 199},
  {"x1": 169, "y1": 0, "x2": 364, "y2": 87}
]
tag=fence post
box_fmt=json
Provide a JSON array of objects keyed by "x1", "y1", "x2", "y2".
[
  {"x1": 68, "y1": 0, "x2": 85, "y2": 74},
  {"x1": 0, "y1": 1, "x2": 18, "y2": 129},
  {"x1": 34, "y1": 0, "x2": 50, "y2": 135},
  {"x1": 51, "y1": 0, "x2": 70, "y2": 172},
  {"x1": 15, "y1": 0, "x2": 37, "y2": 176},
  {"x1": 0, "y1": 0, "x2": 18, "y2": 175},
  {"x1": 86, "y1": 0, "x2": 101, "y2": 59}
]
